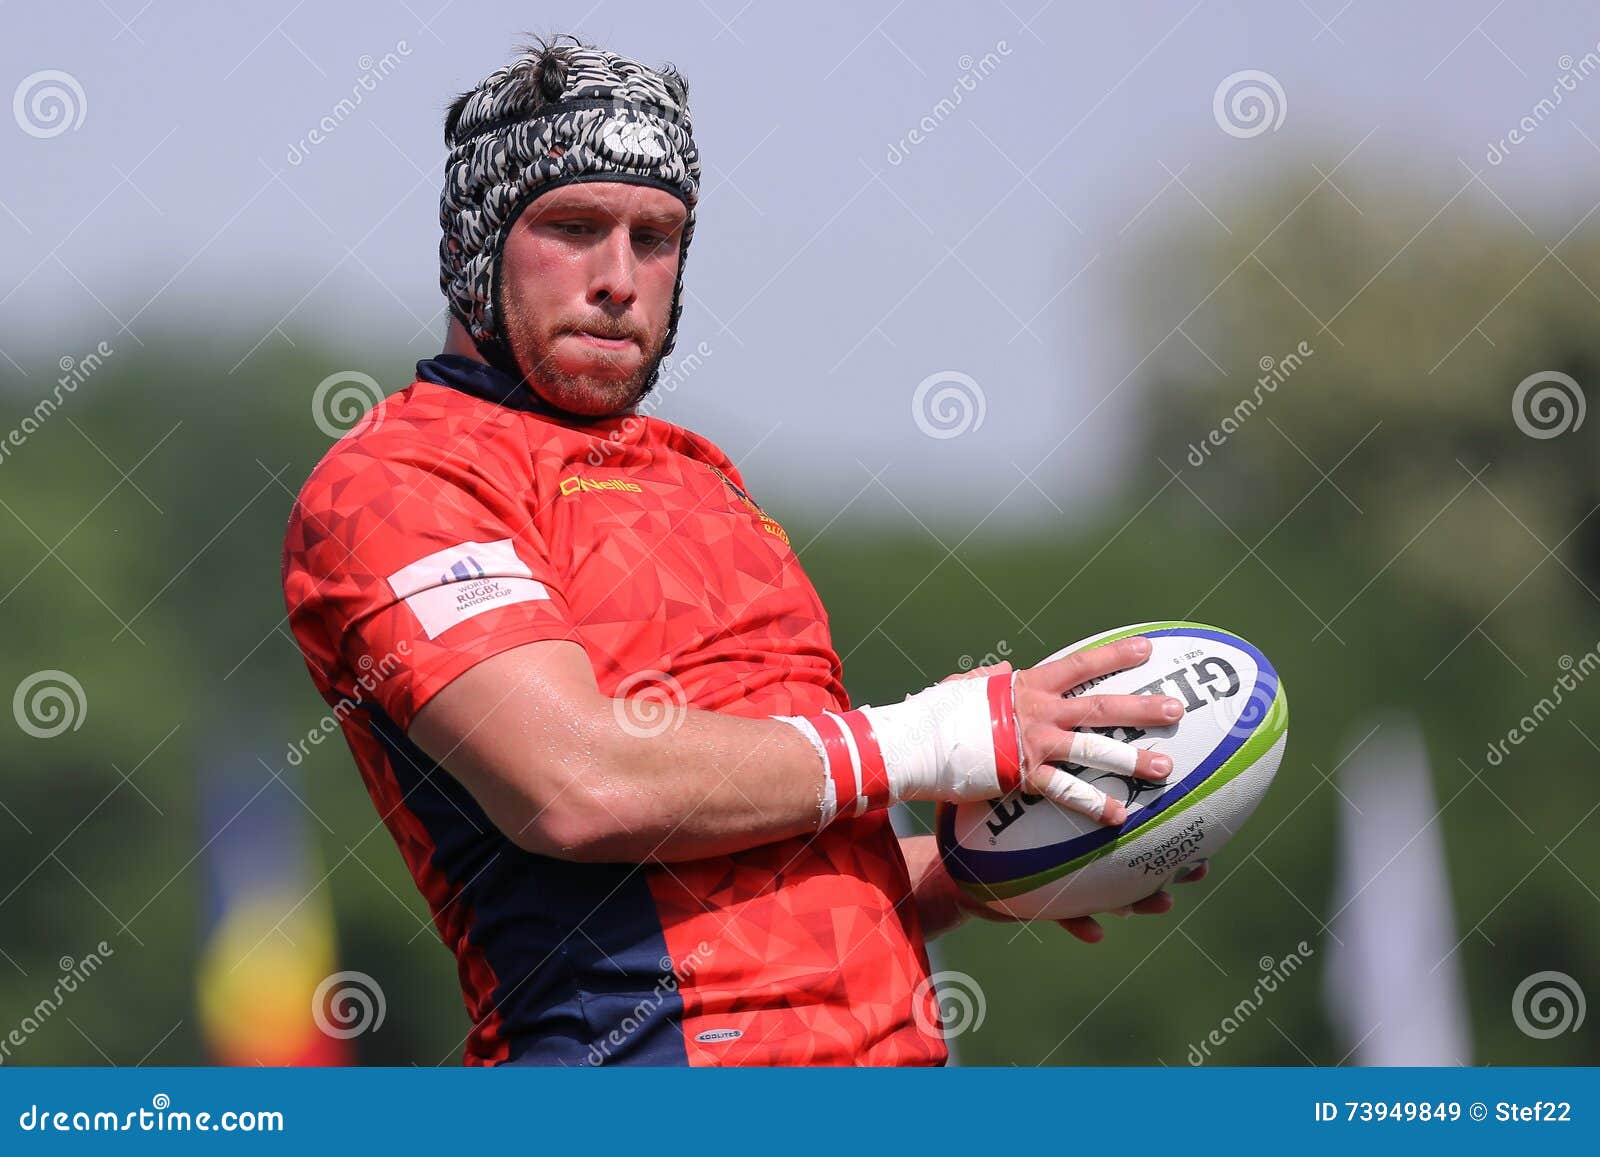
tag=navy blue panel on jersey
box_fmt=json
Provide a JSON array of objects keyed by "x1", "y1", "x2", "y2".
[{"x1": 364, "y1": 706, "x2": 688, "y2": 1066}]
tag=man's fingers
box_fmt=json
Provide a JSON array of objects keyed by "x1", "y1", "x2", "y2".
[
  {"x1": 1176, "y1": 859, "x2": 1210, "y2": 884},
  {"x1": 1031, "y1": 728, "x2": 1171, "y2": 782},
  {"x1": 1057, "y1": 692, "x2": 1184, "y2": 732},
  {"x1": 1129, "y1": 890, "x2": 1175, "y2": 915},
  {"x1": 1057, "y1": 915, "x2": 1104, "y2": 943},
  {"x1": 1028, "y1": 635, "x2": 1152, "y2": 697},
  {"x1": 1025, "y1": 763, "x2": 1128, "y2": 825}
]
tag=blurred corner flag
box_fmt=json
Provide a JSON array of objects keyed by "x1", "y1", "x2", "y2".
[{"x1": 195, "y1": 733, "x2": 351, "y2": 1065}]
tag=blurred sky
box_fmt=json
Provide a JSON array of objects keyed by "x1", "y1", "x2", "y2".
[{"x1": 6, "y1": 0, "x2": 1600, "y2": 523}]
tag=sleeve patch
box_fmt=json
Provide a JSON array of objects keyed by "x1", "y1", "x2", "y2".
[{"x1": 385, "y1": 537, "x2": 549, "y2": 639}]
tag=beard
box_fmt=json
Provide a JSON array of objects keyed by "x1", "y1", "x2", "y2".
[{"x1": 503, "y1": 296, "x2": 669, "y2": 419}]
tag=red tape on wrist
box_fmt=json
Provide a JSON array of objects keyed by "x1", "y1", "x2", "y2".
[
  {"x1": 987, "y1": 673, "x2": 1022, "y2": 794},
  {"x1": 839, "y1": 710, "x2": 890, "y2": 810},
  {"x1": 809, "y1": 713, "x2": 860, "y2": 821}
]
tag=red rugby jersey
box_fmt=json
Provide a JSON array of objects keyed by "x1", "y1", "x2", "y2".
[{"x1": 280, "y1": 355, "x2": 945, "y2": 1066}]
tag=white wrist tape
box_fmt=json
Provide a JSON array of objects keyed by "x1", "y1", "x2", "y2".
[{"x1": 772, "y1": 672, "x2": 1021, "y2": 826}]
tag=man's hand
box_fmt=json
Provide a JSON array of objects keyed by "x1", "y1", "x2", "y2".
[
  {"x1": 956, "y1": 853, "x2": 1210, "y2": 943},
  {"x1": 782, "y1": 633, "x2": 1182, "y2": 827},
  {"x1": 1006, "y1": 636, "x2": 1182, "y2": 825},
  {"x1": 928, "y1": 640, "x2": 1181, "y2": 824},
  {"x1": 899, "y1": 826, "x2": 1210, "y2": 943},
  {"x1": 903, "y1": 654, "x2": 1207, "y2": 941}
]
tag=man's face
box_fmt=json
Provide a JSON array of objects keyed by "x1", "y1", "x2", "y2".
[{"x1": 499, "y1": 182, "x2": 687, "y2": 417}]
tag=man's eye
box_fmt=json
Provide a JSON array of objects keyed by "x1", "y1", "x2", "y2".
[{"x1": 553, "y1": 222, "x2": 590, "y2": 236}]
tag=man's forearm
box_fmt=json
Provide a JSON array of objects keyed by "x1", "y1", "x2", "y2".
[
  {"x1": 561, "y1": 705, "x2": 828, "y2": 862},
  {"x1": 899, "y1": 833, "x2": 972, "y2": 941},
  {"x1": 407, "y1": 642, "x2": 831, "y2": 864}
]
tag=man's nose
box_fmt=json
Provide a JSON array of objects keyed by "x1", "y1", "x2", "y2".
[{"x1": 588, "y1": 226, "x2": 637, "y2": 308}]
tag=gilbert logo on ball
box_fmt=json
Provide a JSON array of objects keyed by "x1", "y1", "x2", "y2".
[{"x1": 938, "y1": 621, "x2": 1288, "y2": 920}]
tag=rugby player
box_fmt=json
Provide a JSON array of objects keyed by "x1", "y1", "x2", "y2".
[{"x1": 282, "y1": 36, "x2": 1206, "y2": 1066}]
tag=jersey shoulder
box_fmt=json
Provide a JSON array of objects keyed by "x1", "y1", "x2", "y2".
[{"x1": 297, "y1": 381, "x2": 529, "y2": 503}]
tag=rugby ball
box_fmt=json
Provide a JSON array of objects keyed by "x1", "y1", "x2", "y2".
[{"x1": 936, "y1": 621, "x2": 1288, "y2": 920}]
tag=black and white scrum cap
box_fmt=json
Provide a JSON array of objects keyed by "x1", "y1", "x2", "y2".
[{"x1": 439, "y1": 43, "x2": 701, "y2": 376}]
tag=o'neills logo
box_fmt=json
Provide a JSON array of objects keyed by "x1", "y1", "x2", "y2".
[{"x1": 559, "y1": 474, "x2": 645, "y2": 498}]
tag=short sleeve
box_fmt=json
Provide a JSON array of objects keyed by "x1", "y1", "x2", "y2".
[{"x1": 283, "y1": 437, "x2": 578, "y2": 730}]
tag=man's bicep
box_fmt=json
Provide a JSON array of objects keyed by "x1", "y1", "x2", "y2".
[{"x1": 408, "y1": 638, "x2": 603, "y2": 853}]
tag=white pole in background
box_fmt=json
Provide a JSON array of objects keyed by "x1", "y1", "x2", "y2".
[{"x1": 1324, "y1": 715, "x2": 1472, "y2": 1065}]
